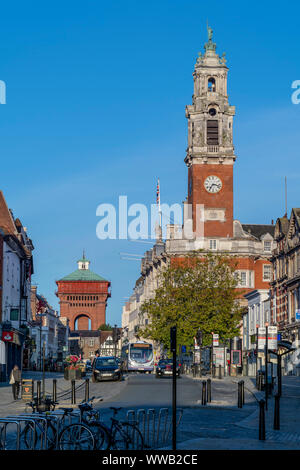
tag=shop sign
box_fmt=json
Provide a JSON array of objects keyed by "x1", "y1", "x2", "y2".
[{"x1": 2, "y1": 331, "x2": 13, "y2": 342}]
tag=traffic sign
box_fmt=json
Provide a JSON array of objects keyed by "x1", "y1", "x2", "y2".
[
  {"x1": 268, "y1": 326, "x2": 278, "y2": 350},
  {"x1": 212, "y1": 334, "x2": 219, "y2": 347}
]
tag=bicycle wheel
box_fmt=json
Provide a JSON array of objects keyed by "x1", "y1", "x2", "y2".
[
  {"x1": 58, "y1": 423, "x2": 95, "y2": 450},
  {"x1": 24, "y1": 421, "x2": 57, "y2": 450},
  {"x1": 88, "y1": 422, "x2": 110, "y2": 450},
  {"x1": 111, "y1": 423, "x2": 144, "y2": 450}
]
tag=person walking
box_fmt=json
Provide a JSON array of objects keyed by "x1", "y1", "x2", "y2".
[{"x1": 9, "y1": 365, "x2": 22, "y2": 400}]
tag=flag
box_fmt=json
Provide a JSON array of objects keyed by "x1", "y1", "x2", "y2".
[{"x1": 156, "y1": 178, "x2": 160, "y2": 206}]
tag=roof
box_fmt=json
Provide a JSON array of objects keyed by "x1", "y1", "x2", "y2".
[
  {"x1": 70, "y1": 330, "x2": 101, "y2": 338},
  {"x1": 242, "y1": 224, "x2": 275, "y2": 240},
  {"x1": 58, "y1": 268, "x2": 108, "y2": 282},
  {"x1": 0, "y1": 191, "x2": 17, "y2": 235}
]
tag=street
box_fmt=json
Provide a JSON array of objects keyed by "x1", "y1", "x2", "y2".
[{"x1": 1, "y1": 371, "x2": 300, "y2": 449}]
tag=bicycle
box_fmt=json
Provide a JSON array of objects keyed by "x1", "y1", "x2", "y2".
[
  {"x1": 105, "y1": 407, "x2": 144, "y2": 450},
  {"x1": 23, "y1": 397, "x2": 75, "y2": 450},
  {"x1": 58, "y1": 401, "x2": 144, "y2": 450},
  {"x1": 58, "y1": 397, "x2": 109, "y2": 450}
]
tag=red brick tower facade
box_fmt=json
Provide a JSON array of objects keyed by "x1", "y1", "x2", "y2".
[
  {"x1": 185, "y1": 28, "x2": 235, "y2": 239},
  {"x1": 165, "y1": 28, "x2": 275, "y2": 306},
  {"x1": 56, "y1": 254, "x2": 111, "y2": 331}
]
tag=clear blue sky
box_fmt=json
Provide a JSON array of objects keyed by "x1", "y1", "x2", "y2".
[{"x1": 0, "y1": 0, "x2": 300, "y2": 325}]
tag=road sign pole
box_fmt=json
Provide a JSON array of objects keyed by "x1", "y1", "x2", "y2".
[
  {"x1": 265, "y1": 324, "x2": 268, "y2": 410},
  {"x1": 170, "y1": 326, "x2": 177, "y2": 451}
]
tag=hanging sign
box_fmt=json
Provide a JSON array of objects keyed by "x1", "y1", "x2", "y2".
[{"x1": 268, "y1": 326, "x2": 278, "y2": 350}]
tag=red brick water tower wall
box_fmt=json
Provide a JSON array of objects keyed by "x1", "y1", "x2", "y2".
[{"x1": 56, "y1": 280, "x2": 111, "y2": 331}]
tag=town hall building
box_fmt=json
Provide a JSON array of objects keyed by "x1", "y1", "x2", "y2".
[{"x1": 122, "y1": 27, "x2": 275, "y2": 346}]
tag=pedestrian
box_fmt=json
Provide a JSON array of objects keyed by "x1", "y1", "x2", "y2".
[{"x1": 9, "y1": 365, "x2": 22, "y2": 400}]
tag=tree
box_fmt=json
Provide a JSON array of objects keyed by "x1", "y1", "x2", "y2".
[
  {"x1": 139, "y1": 251, "x2": 244, "y2": 352},
  {"x1": 98, "y1": 323, "x2": 113, "y2": 331}
]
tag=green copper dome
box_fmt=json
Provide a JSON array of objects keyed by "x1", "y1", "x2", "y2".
[
  {"x1": 59, "y1": 252, "x2": 108, "y2": 282},
  {"x1": 59, "y1": 269, "x2": 108, "y2": 282}
]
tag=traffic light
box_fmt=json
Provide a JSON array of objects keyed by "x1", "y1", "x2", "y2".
[
  {"x1": 196, "y1": 329, "x2": 202, "y2": 346},
  {"x1": 112, "y1": 326, "x2": 118, "y2": 343}
]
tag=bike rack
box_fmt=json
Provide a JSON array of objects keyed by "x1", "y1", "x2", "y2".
[
  {"x1": 125, "y1": 407, "x2": 183, "y2": 449},
  {"x1": 146, "y1": 409, "x2": 156, "y2": 448},
  {"x1": 8, "y1": 415, "x2": 49, "y2": 450},
  {"x1": 0, "y1": 417, "x2": 39, "y2": 450},
  {"x1": 156, "y1": 408, "x2": 168, "y2": 447},
  {"x1": 165, "y1": 408, "x2": 183, "y2": 443},
  {"x1": 136, "y1": 409, "x2": 146, "y2": 444}
]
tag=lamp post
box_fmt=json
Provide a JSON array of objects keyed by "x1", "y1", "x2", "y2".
[
  {"x1": 265, "y1": 322, "x2": 269, "y2": 410},
  {"x1": 36, "y1": 312, "x2": 47, "y2": 391},
  {"x1": 256, "y1": 324, "x2": 259, "y2": 376}
]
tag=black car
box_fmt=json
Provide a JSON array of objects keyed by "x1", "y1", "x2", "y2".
[
  {"x1": 92, "y1": 356, "x2": 122, "y2": 382},
  {"x1": 155, "y1": 359, "x2": 181, "y2": 378}
]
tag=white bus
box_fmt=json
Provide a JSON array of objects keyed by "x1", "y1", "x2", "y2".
[{"x1": 121, "y1": 341, "x2": 154, "y2": 373}]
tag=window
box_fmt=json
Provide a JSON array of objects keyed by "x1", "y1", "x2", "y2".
[
  {"x1": 208, "y1": 77, "x2": 216, "y2": 92},
  {"x1": 209, "y1": 239, "x2": 217, "y2": 250},
  {"x1": 263, "y1": 241, "x2": 272, "y2": 252},
  {"x1": 207, "y1": 120, "x2": 219, "y2": 145},
  {"x1": 10, "y1": 309, "x2": 19, "y2": 321},
  {"x1": 263, "y1": 265, "x2": 272, "y2": 281},
  {"x1": 240, "y1": 271, "x2": 247, "y2": 286},
  {"x1": 89, "y1": 339, "x2": 94, "y2": 347},
  {"x1": 234, "y1": 270, "x2": 254, "y2": 288}
]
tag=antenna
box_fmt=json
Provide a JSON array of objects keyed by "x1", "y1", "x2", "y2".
[{"x1": 285, "y1": 176, "x2": 287, "y2": 216}]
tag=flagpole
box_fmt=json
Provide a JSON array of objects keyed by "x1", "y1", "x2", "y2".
[{"x1": 157, "y1": 178, "x2": 162, "y2": 227}]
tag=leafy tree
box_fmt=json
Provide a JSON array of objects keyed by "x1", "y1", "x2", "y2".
[
  {"x1": 98, "y1": 323, "x2": 113, "y2": 331},
  {"x1": 139, "y1": 251, "x2": 243, "y2": 352}
]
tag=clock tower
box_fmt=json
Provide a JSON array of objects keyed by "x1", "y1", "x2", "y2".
[{"x1": 185, "y1": 26, "x2": 236, "y2": 239}]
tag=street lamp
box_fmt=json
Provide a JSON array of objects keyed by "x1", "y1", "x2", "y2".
[{"x1": 36, "y1": 312, "x2": 47, "y2": 398}]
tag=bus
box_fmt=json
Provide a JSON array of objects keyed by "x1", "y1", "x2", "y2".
[{"x1": 121, "y1": 341, "x2": 154, "y2": 373}]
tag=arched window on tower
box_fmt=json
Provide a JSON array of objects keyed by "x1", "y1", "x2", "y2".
[{"x1": 208, "y1": 77, "x2": 216, "y2": 92}]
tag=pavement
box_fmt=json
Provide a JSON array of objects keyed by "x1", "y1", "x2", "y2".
[
  {"x1": 163, "y1": 373, "x2": 300, "y2": 450},
  {"x1": 0, "y1": 370, "x2": 129, "y2": 417}
]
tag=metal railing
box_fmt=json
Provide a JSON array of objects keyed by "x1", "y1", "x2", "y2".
[{"x1": 126, "y1": 407, "x2": 183, "y2": 449}]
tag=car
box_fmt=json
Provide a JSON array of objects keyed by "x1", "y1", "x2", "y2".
[
  {"x1": 92, "y1": 356, "x2": 122, "y2": 382},
  {"x1": 155, "y1": 359, "x2": 181, "y2": 378},
  {"x1": 85, "y1": 360, "x2": 92, "y2": 372}
]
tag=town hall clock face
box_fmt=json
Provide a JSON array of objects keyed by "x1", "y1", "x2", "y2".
[{"x1": 204, "y1": 175, "x2": 222, "y2": 193}]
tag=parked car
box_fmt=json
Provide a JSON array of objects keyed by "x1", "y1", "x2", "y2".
[
  {"x1": 155, "y1": 359, "x2": 181, "y2": 378},
  {"x1": 92, "y1": 356, "x2": 122, "y2": 382}
]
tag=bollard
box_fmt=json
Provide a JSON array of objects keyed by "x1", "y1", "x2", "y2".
[
  {"x1": 192, "y1": 364, "x2": 196, "y2": 378},
  {"x1": 52, "y1": 379, "x2": 57, "y2": 402},
  {"x1": 259, "y1": 399, "x2": 266, "y2": 440},
  {"x1": 207, "y1": 378, "x2": 211, "y2": 403},
  {"x1": 37, "y1": 380, "x2": 41, "y2": 404},
  {"x1": 241, "y1": 380, "x2": 245, "y2": 406},
  {"x1": 238, "y1": 381, "x2": 243, "y2": 408},
  {"x1": 71, "y1": 380, "x2": 76, "y2": 405},
  {"x1": 201, "y1": 381, "x2": 207, "y2": 405},
  {"x1": 85, "y1": 378, "x2": 90, "y2": 402},
  {"x1": 274, "y1": 394, "x2": 280, "y2": 430},
  {"x1": 212, "y1": 365, "x2": 216, "y2": 378},
  {"x1": 198, "y1": 364, "x2": 202, "y2": 378},
  {"x1": 218, "y1": 365, "x2": 222, "y2": 379}
]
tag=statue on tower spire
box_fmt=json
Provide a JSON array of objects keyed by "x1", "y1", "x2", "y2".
[
  {"x1": 204, "y1": 22, "x2": 217, "y2": 54},
  {"x1": 207, "y1": 22, "x2": 213, "y2": 41}
]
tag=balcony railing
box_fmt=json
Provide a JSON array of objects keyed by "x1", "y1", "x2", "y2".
[{"x1": 207, "y1": 145, "x2": 219, "y2": 153}]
